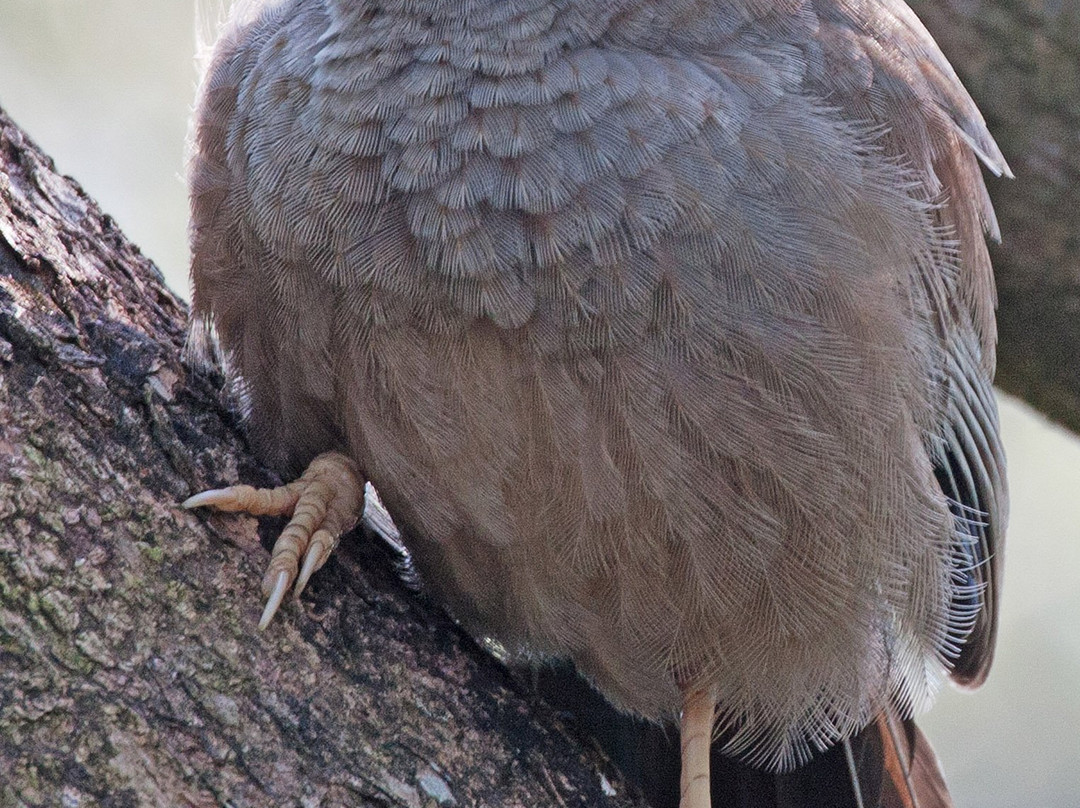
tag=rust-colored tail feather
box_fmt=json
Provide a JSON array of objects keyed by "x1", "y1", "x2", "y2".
[{"x1": 877, "y1": 709, "x2": 954, "y2": 808}]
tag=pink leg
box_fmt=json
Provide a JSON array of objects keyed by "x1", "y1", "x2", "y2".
[{"x1": 680, "y1": 686, "x2": 715, "y2": 808}]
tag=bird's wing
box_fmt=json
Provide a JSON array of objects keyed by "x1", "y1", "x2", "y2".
[
  {"x1": 639, "y1": 0, "x2": 1008, "y2": 698},
  {"x1": 804, "y1": 0, "x2": 1009, "y2": 687}
]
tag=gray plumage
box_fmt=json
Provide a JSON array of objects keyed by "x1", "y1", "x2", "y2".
[{"x1": 189, "y1": 0, "x2": 1007, "y2": 772}]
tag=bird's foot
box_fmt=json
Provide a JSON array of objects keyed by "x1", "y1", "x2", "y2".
[
  {"x1": 183, "y1": 451, "x2": 365, "y2": 629},
  {"x1": 680, "y1": 686, "x2": 716, "y2": 808}
]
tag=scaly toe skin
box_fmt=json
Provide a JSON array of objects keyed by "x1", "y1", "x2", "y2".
[
  {"x1": 680, "y1": 687, "x2": 716, "y2": 808},
  {"x1": 184, "y1": 451, "x2": 365, "y2": 629}
]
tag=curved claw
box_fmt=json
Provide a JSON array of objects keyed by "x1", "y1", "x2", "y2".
[
  {"x1": 295, "y1": 529, "x2": 333, "y2": 596},
  {"x1": 259, "y1": 570, "x2": 290, "y2": 630},
  {"x1": 182, "y1": 488, "x2": 236, "y2": 510}
]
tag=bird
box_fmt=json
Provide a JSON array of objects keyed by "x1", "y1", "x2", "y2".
[{"x1": 182, "y1": 1, "x2": 1009, "y2": 806}]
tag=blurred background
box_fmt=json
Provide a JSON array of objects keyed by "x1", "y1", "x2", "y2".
[{"x1": 1, "y1": 2, "x2": 1076, "y2": 806}]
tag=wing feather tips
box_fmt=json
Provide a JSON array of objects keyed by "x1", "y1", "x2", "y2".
[{"x1": 934, "y1": 342, "x2": 1007, "y2": 688}]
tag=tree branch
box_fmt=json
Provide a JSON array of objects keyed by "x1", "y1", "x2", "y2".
[{"x1": 0, "y1": 107, "x2": 639, "y2": 808}]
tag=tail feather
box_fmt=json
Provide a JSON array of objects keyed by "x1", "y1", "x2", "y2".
[
  {"x1": 877, "y1": 710, "x2": 955, "y2": 808},
  {"x1": 534, "y1": 664, "x2": 955, "y2": 808}
]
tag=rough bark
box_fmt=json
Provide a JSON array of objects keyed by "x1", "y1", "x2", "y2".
[
  {"x1": 0, "y1": 1, "x2": 1078, "y2": 802},
  {"x1": 909, "y1": 0, "x2": 1080, "y2": 432},
  {"x1": 0, "y1": 109, "x2": 640, "y2": 808}
]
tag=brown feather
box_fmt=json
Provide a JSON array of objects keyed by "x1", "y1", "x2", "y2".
[{"x1": 877, "y1": 709, "x2": 955, "y2": 808}]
